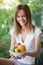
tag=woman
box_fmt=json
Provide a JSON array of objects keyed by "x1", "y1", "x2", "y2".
[{"x1": 0, "y1": 4, "x2": 42, "y2": 65}]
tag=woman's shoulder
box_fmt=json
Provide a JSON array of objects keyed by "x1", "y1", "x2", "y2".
[
  {"x1": 9, "y1": 26, "x2": 15, "y2": 35},
  {"x1": 34, "y1": 26, "x2": 42, "y2": 38},
  {"x1": 34, "y1": 26, "x2": 42, "y2": 33}
]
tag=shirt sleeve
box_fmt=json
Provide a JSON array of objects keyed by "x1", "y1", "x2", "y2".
[
  {"x1": 9, "y1": 27, "x2": 15, "y2": 36},
  {"x1": 9, "y1": 27, "x2": 18, "y2": 42},
  {"x1": 34, "y1": 27, "x2": 42, "y2": 38}
]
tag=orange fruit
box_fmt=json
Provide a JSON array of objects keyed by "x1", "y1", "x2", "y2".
[{"x1": 18, "y1": 45, "x2": 26, "y2": 52}]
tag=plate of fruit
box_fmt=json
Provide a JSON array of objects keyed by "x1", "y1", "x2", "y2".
[{"x1": 9, "y1": 43, "x2": 26, "y2": 57}]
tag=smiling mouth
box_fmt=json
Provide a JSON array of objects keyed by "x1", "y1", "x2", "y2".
[
  {"x1": 20, "y1": 21, "x2": 25, "y2": 24},
  {"x1": 20, "y1": 20, "x2": 25, "y2": 23}
]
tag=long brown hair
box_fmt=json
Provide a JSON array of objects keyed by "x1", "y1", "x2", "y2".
[{"x1": 14, "y1": 4, "x2": 35, "y2": 35}]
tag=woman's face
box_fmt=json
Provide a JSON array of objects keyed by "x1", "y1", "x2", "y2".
[{"x1": 16, "y1": 10, "x2": 27, "y2": 27}]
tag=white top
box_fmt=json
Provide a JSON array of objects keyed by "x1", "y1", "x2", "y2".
[{"x1": 9, "y1": 26, "x2": 42, "y2": 64}]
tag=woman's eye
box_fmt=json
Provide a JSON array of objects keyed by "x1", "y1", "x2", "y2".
[
  {"x1": 17, "y1": 16, "x2": 26, "y2": 18},
  {"x1": 22, "y1": 15, "x2": 26, "y2": 18}
]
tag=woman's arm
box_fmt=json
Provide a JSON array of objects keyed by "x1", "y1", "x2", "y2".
[
  {"x1": 10, "y1": 35, "x2": 16, "y2": 49},
  {"x1": 10, "y1": 35, "x2": 22, "y2": 59},
  {"x1": 9, "y1": 35, "x2": 16, "y2": 58},
  {"x1": 26, "y1": 34, "x2": 41, "y2": 57}
]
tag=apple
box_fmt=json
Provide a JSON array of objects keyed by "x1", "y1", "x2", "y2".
[
  {"x1": 14, "y1": 43, "x2": 21, "y2": 48},
  {"x1": 14, "y1": 48, "x2": 20, "y2": 52}
]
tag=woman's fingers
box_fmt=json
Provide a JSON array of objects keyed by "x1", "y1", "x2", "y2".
[
  {"x1": 10, "y1": 53, "x2": 12, "y2": 56},
  {"x1": 21, "y1": 53, "x2": 27, "y2": 58},
  {"x1": 10, "y1": 53, "x2": 22, "y2": 59},
  {"x1": 16, "y1": 56, "x2": 22, "y2": 59},
  {"x1": 10, "y1": 53, "x2": 15, "y2": 58}
]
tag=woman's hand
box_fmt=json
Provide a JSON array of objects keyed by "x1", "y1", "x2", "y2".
[
  {"x1": 10, "y1": 53, "x2": 22, "y2": 59},
  {"x1": 21, "y1": 52, "x2": 27, "y2": 58}
]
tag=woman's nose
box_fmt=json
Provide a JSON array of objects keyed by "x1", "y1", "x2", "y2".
[{"x1": 20, "y1": 17, "x2": 23, "y2": 20}]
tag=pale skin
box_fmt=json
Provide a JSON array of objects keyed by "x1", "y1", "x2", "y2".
[{"x1": 0, "y1": 9, "x2": 41, "y2": 65}]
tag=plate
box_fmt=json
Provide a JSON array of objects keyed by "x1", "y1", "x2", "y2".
[{"x1": 9, "y1": 50, "x2": 26, "y2": 57}]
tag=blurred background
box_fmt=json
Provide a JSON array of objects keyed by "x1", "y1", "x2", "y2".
[{"x1": 0, "y1": 0, "x2": 43, "y2": 62}]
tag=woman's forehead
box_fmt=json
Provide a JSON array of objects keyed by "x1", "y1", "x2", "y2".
[{"x1": 17, "y1": 10, "x2": 26, "y2": 16}]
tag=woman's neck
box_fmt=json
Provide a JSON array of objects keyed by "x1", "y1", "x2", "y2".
[
  {"x1": 21, "y1": 25, "x2": 29, "y2": 32},
  {"x1": 22, "y1": 26, "x2": 26, "y2": 31},
  {"x1": 22, "y1": 24, "x2": 29, "y2": 31}
]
